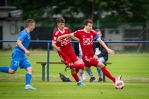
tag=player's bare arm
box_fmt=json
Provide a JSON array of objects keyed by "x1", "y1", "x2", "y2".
[
  {"x1": 97, "y1": 38, "x2": 115, "y2": 55},
  {"x1": 57, "y1": 34, "x2": 73, "y2": 42},
  {"x1": 70, "y1": 36, "x2": 79, "y2": 41},
  {"x1": 51, "y1": 41, "x2": 61, "y2": 52},
  {"x1": 16, "y1": 40, "x2": 30, "y2": 56},
  {"x1": 93, "y1": 55, "x2": 98, "y2": 60}
]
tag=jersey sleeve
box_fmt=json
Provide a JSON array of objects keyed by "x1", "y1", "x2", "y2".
[
  {"x1": 73, "y1": 30, "x2": 80, "y2": 38},
  {"x1": 52, "y1": 31, "x2": 58, "y2": 43},
  {"x1": 18, "y1": 32, "x2": 26, "y2": 42},
  {"x1": 92, "y1": 30, "x2": 100, "y2": 40}
]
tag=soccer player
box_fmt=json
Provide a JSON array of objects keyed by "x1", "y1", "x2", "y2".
[
  {"x1": 57, "y1": 19, "x2": 122, "y2": 85},
  {"x1": 0, "y1": 19, "x2": 36, "y2": 90},
  {"x1": 88, "y1": 29, "x2": 108, "y2": 82},
  {"x1": 52, "y1": 17, "x2": 85, "y2": 86}
]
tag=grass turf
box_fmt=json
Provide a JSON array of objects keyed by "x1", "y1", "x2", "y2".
[{"x1": 0, "y1": 50, "x2": 149, "y2": 99}]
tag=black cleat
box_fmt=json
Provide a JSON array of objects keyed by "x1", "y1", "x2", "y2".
[
  {"x1": 98, "y1": 77, "x2": 103, "y2": 82},
  {"x1": 90, "y1": 77, "x2": 96, "y2": 82},
  {"x1": 65, "y1": 64, "x2": 70, "y2": 71}
]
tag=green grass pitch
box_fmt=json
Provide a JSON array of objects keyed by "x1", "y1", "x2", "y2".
[{"x1": 0, "y1": 50, "x2": 149, "y2": 99}]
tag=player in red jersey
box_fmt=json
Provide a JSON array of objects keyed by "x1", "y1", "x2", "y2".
[
  {"x1": 57, "y1": 19, "x2": 122, "y2": 85},
  {"x1": 52, "y1": 17, "x2": 85, "y2": 86}
]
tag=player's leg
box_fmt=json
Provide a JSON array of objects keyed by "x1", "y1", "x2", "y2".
[
  {"x1": 71, "y1": 68, "x2": 85, "y2": 86},
  {"x1": 96, "y1": 67, "x2": 103, "y2": 82},
  {"x1": 78, "y1": 69, "x2": 86, "y2": 81},
  {"x1": 71, "y1": 59, "x2": 84, "y2": 70},
  {"x1": 73, "y1": 58, "x2": 85, "y2": 86},
  {"x1": 69, "y1": 54, "x2": 84, "y2": 70},
  {"x1": 59, "y1": 53, "x2": 83, "y2": 70},
  {"x1": 71, "y1": 68, "x2": 79, "y2": 82},
  {"x1": 0, "y1": 58, "x2": 19, "y2": 74},
  {"x1": 97, "y1": 58, "x2": 122, "y2": 83},
  {"x1": 86, "y1": 56, "x2": 115, "y2": 83},
  {"x1": 87, "y1": 69, "x2": 96, "y2": 82},
  {"x1": 59, "y1": 53, "x2": 85, "y2": 86},
  {"x1": 20, "y1": 58, "x2": 36, "y2": 90},
  {"x1": 97, "y1": 57, "x2": 105, "y2": 82},
  {"x1": 0, "y1": 67, "x2": 16, "y2": 74},
  {"x1": 97, "y1": 61, "x2": 115, "y2": 83},
  {"x1": 0, "y1": 66, "x2": 9, "y2": 73}
]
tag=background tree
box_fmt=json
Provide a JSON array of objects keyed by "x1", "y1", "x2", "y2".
[{"x1": 14, "y1": 0, "x2": 149, "y2": 26}]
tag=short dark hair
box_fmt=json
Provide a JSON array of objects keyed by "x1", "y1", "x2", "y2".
[
  {"x1": 26, "y1": 19, "x2": 35, "y2": 27},
  {"x1": 83, "y1": 19, "x2": 93, "y2": 26},
  {"x1": 56, "y1": 17, "x2": 65, "y2": 23},
  {"x1": 95, "y1": 29, "x2": 101, "y2": 32}
]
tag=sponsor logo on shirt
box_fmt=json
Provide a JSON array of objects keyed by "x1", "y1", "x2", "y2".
[
  {"x1": 61, "y1": 38, "x2": 70, "y2": 46},
  {"x1": 83, "y1": 37, "x2": 93, "y2": 45}
]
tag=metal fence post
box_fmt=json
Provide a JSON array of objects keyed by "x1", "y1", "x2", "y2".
[{"x1": 47, "y1": 41, "x2": 50, "y2": 81}]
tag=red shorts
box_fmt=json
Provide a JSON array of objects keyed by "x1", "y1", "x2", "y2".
[
  {"x1": 58, "y1": 51, "x2": 78, "y2": 65},
  {"x1": 82, "y1": 55, "x2": 98, "y2": 67}
]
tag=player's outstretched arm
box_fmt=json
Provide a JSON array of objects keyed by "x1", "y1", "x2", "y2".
[
  {"x1": 70, "y1": 36, "x2": 79, "y2": 41},
  {"x1": 97, "y1": 38, "x2": 115, "y2": 55},
  {"x1": 57, "y1": 34, "x2": 73, "y2": 42}
]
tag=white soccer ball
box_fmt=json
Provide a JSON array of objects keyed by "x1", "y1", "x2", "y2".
[{"x1": 114, "y1": 80, "x2": 124, "y2": 89}]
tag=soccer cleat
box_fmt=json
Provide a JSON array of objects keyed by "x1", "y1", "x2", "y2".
[
  {"x1": 90, "y1": 77, "x2": 96, "y2": 82},
  {"x1": 116, "y1": 75, "x2": 122, "y2": 81},
  {"x1": 98, "y1": 77, "x2": 103, "y2": 82},
  {"x1": 115, "y1": 75, "x2": 122, "y2": 84},
  {"x1": 65, "y1": 64, "x2": 70, "y2": 71},
  {"x1": 77, "y1": 81, "x2": 85, "y2": 86},
  {"x1": 24, "y1": 85, "x2": 37, "y2": 90}
]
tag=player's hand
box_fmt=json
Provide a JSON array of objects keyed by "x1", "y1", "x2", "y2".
[
  {"x1": 56, "y1": 47, "x2": 61, "y2": 52},
  {"x1": 93, "y1": 55, "x2": 98, "y2": 60},
  {"x1": 25, "y1": 50, "x2": 30, "y2": 56},
  {"x1": 57, "y1": 37, "x2": 61, "y2": 42},
  {"x1": 107, "y1": 49, "x2": 115, "y2": 55}
]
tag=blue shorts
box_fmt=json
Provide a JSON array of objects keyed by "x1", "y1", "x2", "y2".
[{"x1": 10, "y1": 49, "x2": 31, "y2": 71}]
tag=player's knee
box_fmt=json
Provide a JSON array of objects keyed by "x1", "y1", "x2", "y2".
[
  {"x1": 97, "y1": 63, "x2": 105, "y2": 68},
  {"x1": 71, "y1": 68, "x2": 76, "y2": 74},
  {"x1": 27, "y1": 67, "x2": 33, "y2": 74},
  {"x1": 84, "y1": 67, "x2": 89, "y2": 71},
  {"x1": 8, "y1": 69, "x2": 15, "y2": 74}
]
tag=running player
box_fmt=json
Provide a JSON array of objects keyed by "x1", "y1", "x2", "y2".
[
  {"x1": 0, "y1": 19, "x2": 37, "y2": 90},
  {"x1": 57, "y1": 19, "x2": 122, "y2": 85},
  {"x1": 52, "y1": 17, "x2": 85, "y2": 86}
]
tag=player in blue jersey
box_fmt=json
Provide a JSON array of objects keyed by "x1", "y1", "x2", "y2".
[{"x1": 0, "y1": 19, "x2": 36, "y2": 90}]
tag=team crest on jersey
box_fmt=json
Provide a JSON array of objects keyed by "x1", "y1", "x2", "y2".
[
  {"x1": 54, "y1": 37, "x2": 57, "y2": 41},
  {"x1": 61, "y1": 38, "x2": 70, "y2": 46}
]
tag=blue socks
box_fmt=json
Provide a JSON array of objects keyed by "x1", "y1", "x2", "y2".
[
  {"x1": 87, "y1": 68, "x2": 93, "y2": 76},
  {"x1": 25, "y1": 73, "x2": 32, "y2": 85},
  {"x1": 0, "y1": 66, "x2": 9, "y2": 73}
]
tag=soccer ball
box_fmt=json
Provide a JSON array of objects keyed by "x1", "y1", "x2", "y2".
[{"x1": 114, "y1": 80, "x2": 124, "y2": 89}]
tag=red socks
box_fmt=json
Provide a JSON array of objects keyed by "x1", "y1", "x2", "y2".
[
  {"x1": 101, "y1": 67, "x2": 115, "y2": 83},
  {"x1": 70, "y1": 64, "x2": 84, "y2": 69},
  {"x1": 72, "y1": 73, "x2": 79, "y2": 82}
]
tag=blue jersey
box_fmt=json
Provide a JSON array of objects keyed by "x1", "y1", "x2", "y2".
[
  {"x1": 14, "y1": 29, "x2": 31, "y2": 53},
  {"x1": 10, "y1": 29, "x2": 32, "y2": 71}
]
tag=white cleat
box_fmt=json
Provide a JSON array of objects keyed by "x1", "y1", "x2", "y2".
[
  {"x1": 116, "y1": 75, "x2": 122, "y2": 82},
  {"x1": 24, "y1": 85, "x2": 37, "y2": 90}
]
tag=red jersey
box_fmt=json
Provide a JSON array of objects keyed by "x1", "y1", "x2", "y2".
[
  {"x1": 73, "y1": 29, "x2": 97, "y2": 56},
  {"x1": 52, "y1": 27, "x2": 74, "y2": 53}
]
